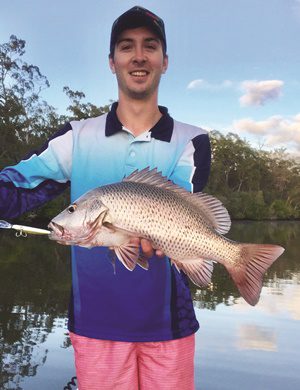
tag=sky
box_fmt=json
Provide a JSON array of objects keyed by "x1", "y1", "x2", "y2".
[{"x1": 1, "y1": 0, "x2": 300, "y2": 156}]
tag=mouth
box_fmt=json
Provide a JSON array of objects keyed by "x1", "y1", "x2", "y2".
[
  {"x1": 129, "y1": 70, "x2": 150, "y2": 77},
  {"x1": 48, "y1": 221, "x2": 65, "y2": 239}
]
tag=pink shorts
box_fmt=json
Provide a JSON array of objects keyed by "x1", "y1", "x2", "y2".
[{"x1": 69, "y1": 332, "x2": 195, "y2": 390}]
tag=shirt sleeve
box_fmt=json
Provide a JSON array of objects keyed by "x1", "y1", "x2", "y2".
[
  {"x1": 169, "y1": 133, "x2": 211, "y2": 193},
  {"x1": 0, "y1": 123, "x2": 73, "y2": 219}
]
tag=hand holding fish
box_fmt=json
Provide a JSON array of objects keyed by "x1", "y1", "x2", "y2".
[{"x1": 140, "y1": 238, "x2": 164, "y2": 258}]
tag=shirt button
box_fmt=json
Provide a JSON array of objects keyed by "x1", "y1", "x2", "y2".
[{"x1": 130, "y1": 151, "x2": 136, "y2": 158}]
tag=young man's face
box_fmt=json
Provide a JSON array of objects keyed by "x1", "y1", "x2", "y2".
[{"x1": 109, "y1": 26, "x2": 168, "y2": 100}]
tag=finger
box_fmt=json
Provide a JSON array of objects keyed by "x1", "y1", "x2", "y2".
[
  {"x1": 140, "y1": 239, "x2": 154, "y2": 258},
  {"x1": 155, "y1": 249, "x2": 165, "y2": 258},
  {"x1": 129, "y1": 237, "x2": 140, "y2": 246}
]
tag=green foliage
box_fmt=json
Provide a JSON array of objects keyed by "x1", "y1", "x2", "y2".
[
  {"x1": 0, "y1": 35, "x2": 57, "y2": 165},
  {"x1": 63, "y1": 86, "x2": 111, "y2": 120},
  {"x1": 207, "y1": 131, "x2": 300, "y2": 220},
  {"x1": 269, "y1": 200, "x2": 295, "y2": 220}
]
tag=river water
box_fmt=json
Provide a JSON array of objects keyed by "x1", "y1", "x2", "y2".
[{"x1": 0, "y1": 221, "x2": 299, "y2": 390}]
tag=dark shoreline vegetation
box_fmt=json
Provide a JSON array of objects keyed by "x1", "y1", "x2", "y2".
[{"x1": 1, "y1": 35, "x2": 299, "y2": 222}]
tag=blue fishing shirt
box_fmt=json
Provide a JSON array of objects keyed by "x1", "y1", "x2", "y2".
[{"x1": 0, "y1": 103, "x2": 211, "y2": 341}]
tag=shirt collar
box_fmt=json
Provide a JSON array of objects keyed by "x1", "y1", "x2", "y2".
[{"x1": 105, "y1": 102, "x2": 174, "y2": 142}]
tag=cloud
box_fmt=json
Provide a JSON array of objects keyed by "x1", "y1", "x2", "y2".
[
  {"x1": 187, "y1": 79, "x2": 205, "y2": 90},
  {"x1": 239, "y1": 80, "x2": 284, "y2": 107},
  {"x1": 233, "y1": 114, "x2": 300, "y2": 153},
  {"x1": 187, "y1": 79, "x2": 233, "y2": 91}
]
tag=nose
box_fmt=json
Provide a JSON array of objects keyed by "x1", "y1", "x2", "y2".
[{"x1": 132, "y1": 46, "x2": 147, "y2": 64}]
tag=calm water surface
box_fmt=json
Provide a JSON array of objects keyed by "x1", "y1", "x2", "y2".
[{"x1": 0, "y1": 221, "x2": 299, "y2": 390}]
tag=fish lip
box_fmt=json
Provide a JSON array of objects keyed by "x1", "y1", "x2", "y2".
[{"x1": 48, "y1": 221, "x2": 66, "y2": 239}]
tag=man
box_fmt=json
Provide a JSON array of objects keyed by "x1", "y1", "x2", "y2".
[{"x1": 0, "y1": 6, "x2": 211, "y2": 389}]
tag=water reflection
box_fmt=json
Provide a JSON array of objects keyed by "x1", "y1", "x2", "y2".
[
  {"x1": 237, "y1": 324, "x2": 277, "y2": 351},
  {"x1": 0, "y1": 231, "x2": 71, "y2": 389},
  {"x1": 0, "y1": 221, "x2": 299, "y2": 389},
  {"x1": 193, "y1": 221, "x2": 300, "y2": 390}
]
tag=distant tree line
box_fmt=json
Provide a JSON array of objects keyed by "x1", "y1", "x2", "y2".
[
  {"x1": 1, "y1": 35, "x2": 299, "y2": 220},
  {"x1": 207, "y1": 131, "x2": 300, "y2": 219}
]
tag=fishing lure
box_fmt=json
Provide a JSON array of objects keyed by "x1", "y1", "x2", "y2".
[{"x1": 0, "y1": 220, "x2": 50, "y2": 237}]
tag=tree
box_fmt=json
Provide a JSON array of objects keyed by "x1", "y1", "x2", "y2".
[
  {"x1": 207, "y1": 131, "x2": 300, "y2": 220},
  {"x1": 0, "y1": 35, "x2": 59, "y2": 165},
  {"x1": 63, "y1": 86, "x2": 111, "y2": 120}
]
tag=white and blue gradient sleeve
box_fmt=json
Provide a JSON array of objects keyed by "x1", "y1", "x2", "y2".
[{"x1": 0, "y1": 123, "x2": 73, "y2": 219}]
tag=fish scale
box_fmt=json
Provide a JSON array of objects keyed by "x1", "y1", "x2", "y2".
[
  {"x1": 48, "y1": 168, "x2": 285, "y2": 306},
  {"x1": 98, "y1": 181, "x2": 219, "y2": 259}
]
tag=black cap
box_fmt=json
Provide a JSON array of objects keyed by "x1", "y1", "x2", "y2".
[{"x1": 110, "y1": 6, "x2": 167, "y2": 56}]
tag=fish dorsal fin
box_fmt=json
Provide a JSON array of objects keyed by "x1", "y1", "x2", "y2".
[
  {"x1": 124, "y1": 168, "x2": 231, "y2": 235},
  {"x1": 124, "y1": 167, "x2": 169, "y2": 186},
  {"x1": 189, "y1": 192, "x2": 231, "y2": 235}
]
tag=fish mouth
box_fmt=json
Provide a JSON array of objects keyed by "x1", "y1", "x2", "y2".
[
  {"x1": 48, "y1": 221, "x2": 67, "y2": 240},
  {"x1": 47, "y1": 211, "x2": 105, "y2": 245},
  {"x1": 48, "y1": 221, "x2": 80, "y2": 245}
]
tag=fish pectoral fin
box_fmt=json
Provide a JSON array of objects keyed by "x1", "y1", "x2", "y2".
[
  {"x1": 114, "y1": 242, "x2": 140, "y2": 271},
  {"x1": 171, "y1": 258, "x2": 214, "y2": 287},
  {"x1": 103, "y1": 221, "x2": 138, "y2": 237}
]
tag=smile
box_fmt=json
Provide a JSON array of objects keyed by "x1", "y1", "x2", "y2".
[{"x1": 129, "y1": 71, "x2": 149, "y2": 77}]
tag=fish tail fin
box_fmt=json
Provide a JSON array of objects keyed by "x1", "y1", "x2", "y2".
[{"x1": 225, "y1": 244, "x2": 284, "y2": 306}]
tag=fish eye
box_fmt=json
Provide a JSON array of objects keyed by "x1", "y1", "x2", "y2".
[{"x1": 67, "y1": 204, "x2": 77, "y2": 214}]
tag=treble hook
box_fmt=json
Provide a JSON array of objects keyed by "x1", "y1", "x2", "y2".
[{"x1": 16, "y1": 230, "x2": 27, "y2": 238}]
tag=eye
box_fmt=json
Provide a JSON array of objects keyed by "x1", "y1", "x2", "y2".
[
  {"x1": 67, "y1": 204, "x2": 77, "y2": 214},
  {"x1": 146, "y1": 44, "x2": 156, "y2": 50},
  {"x1": 119, "y1": 44, "x2": 132, "y2": 51}
]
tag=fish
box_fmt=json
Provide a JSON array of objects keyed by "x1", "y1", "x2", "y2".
[{"x1": 48, "y1": 168, "x2": 285, "y2": 306}]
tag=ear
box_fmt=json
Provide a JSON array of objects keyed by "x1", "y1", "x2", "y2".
[
  {"x1": 162, "y1": 54, "x2": 168, "y2": 74},
  {"x1": 109, "y1": 55, "x2": 116, "y2": 74}
]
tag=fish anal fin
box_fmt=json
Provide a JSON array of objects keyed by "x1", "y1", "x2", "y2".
[
  {"x1": 225, "y1": 244, "x2": 285, "y2": 306},
  {"x1": 171, "y1": 258, "x2": 214, "y2": 287}
]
